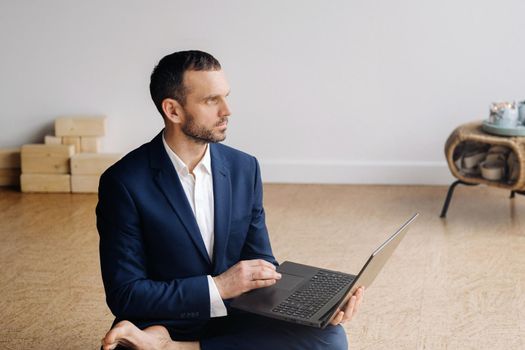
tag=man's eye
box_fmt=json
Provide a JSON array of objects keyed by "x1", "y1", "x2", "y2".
[{"x1": 206, "y1": 98, "x2": 219, "y2": 105}]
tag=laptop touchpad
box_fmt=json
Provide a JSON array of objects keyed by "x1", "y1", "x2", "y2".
[{"x1": 275, "y1": 274, "x2": 303, "y2": 291}]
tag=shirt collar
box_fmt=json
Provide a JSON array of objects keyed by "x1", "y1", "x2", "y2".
[{"x1": 162, "y1": 132, "x2": 211, "y2": 176}]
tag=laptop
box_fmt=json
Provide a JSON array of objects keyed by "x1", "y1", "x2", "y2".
[{"x1": 231, "y1": 213, "x2": 419, "y2": 328}]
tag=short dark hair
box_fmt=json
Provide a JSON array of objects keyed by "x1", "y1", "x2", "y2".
[{"x1": 149, "y1": 50, "x2": 222, "y2": 118}]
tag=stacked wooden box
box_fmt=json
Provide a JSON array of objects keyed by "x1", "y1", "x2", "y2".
[
  {"x1": 70, "y1": 153, "x2": 121, "y2": 193},
  {"x1": 19, "y1": 116, "x2": 121, "y2": 193},
  {"x1": 48, "y1": 116, "x2": 105, "y2": 153},
  {"x1": 0, "y1": 149, "x2": 21, "y2": 187},
  {"x1": 20, "y1": 143, "x2": 75, "y2": 192}
]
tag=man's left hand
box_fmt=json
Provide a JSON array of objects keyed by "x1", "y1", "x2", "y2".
[{"x1": 330, "y1": 286, "x2": 364, "y2": 326}]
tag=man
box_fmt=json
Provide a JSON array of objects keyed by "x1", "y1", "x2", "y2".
[{"x1": 97, "y1": 50, "x2": 364, "y2": 350}]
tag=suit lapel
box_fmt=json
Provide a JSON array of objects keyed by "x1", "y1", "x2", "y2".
[
  {"x1": 210, "y1": 144, "x2": 231, "y2": 274},
  {"x1": 149, "y1": 132, "x2": 211, "y2": 265}
]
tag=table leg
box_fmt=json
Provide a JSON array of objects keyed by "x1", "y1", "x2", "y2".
[{"x1": 440, "y1": 180, "x2": 479, "y2": 218}]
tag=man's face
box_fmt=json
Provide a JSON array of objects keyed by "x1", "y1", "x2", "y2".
[{"x1": 178, "y1": 70, "x2": 231, "y2": 144}]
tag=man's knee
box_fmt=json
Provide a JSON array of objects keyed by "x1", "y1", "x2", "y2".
[
  {"x1": 298, "y1": 324, "x2": 348, "y2": 350},
  {"x1": 322, "y1": 325, "x2": 348, "y2": 350}
]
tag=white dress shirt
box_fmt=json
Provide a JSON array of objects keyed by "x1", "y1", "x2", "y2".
[{"x1": 162, "y1": 134, "x2": 227, "y2": 317}]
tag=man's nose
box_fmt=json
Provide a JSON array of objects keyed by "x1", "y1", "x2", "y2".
[{"x1": 220, "y1": 100, "x2": 231, "y2": 117}]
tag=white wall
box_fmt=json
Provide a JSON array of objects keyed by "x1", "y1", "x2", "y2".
[{"x1": 1, "y1": 0, "x2": 524, "y2": 184}]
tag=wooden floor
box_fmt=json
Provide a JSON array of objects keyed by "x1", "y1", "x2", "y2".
[{"x1": 0, "y1": 184, "x2": 524, "y2": 349}]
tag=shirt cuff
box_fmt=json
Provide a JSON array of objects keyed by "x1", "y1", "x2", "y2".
[{"x1": 207, "y1": 275, "x2": 228, "y2": 318}]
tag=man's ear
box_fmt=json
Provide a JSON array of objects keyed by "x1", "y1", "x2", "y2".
[{"x1": 162, "y1": 98, "x2": 183, "y2": 124}]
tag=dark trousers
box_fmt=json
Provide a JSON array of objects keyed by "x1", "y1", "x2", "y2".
[
  {"x1": 199, "y1": 313, "x2": 348, "y2": 350},
  {"x1": 110, "y1": 313, "x2": 348, "y2": 350}
]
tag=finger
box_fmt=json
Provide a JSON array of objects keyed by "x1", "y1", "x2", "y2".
[
  {"x1": 354, "y1": 288, "x2": 364, "y2": 314},
  {"x1": 250, "y1": 278, "x2": 277, "y2": 289},
  {"x1": 342, "y1": 295, "x2": 357, "y2": 322},
  {"x1": 246, "y1": 263, "x2": 281, "y2": 278},
  {"x1": 331, "y1": 311, "x2": 344, "y2": 325},
  {"x1": 253, "y1": 264, "x2": 280, "y2": 273},
  {"x1": 250, "y1": 268, "x2": 282, "y2": 280}
]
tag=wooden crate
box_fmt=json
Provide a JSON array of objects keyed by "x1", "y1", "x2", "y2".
[
  {"x1": 21, "y1": 144, "x2": 75, "y2": 174},
  {"x1": 55, "y1": 116, "x2": 106, "y2": 137},
  {"x1": 44, "y1": 135, "x2": 62, "y2": 145},
  {"x1": 0, "y1": 168, "x2": 21, "y2": 186},
  {"x1": 20, "y1": 174, "x2": 71, "y2": 193},
  {"x1": 0, "y1": 148, "x2": 21, "y2": 169},
  {"x1": 62, "y1": 136, "x2": 81, "y2": 153},
  {"x1": 70, "y1": 153, "x2": 120, "y2": 175},
  {"x1": 71, "y1": 174, "x2": 100, "y2": 193},
  {"x1": 80, "y1": 136, "x2": 101, "y2": 153}
]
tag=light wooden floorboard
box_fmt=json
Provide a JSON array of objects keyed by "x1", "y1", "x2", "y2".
[{"x1": 0, "y1": 184, "x2": 524, "y2": 349}]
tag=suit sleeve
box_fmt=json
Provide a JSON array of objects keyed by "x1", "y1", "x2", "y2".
[
  {"x1": 239, "y1": 157, "x2": 278, "y2": 267},
  {"x1": 97, "y1": 171, "x2": 210, "y2": 321}
]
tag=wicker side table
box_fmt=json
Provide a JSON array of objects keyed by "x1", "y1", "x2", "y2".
[{"x1": 440, "y1": 121, "x2": 525, "y2": 217}]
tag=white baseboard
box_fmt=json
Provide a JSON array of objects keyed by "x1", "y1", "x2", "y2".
[{"x1": 259, "y1": 160, "x2": 455, "y2": 185}]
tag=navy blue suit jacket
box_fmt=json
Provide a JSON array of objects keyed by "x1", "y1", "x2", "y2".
[{"x1": 97, "y1": 131, "x2": 277, "y2": 333}]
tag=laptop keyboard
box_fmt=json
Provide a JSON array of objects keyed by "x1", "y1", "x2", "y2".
[{"x1": 272, "y1": 270, "x2": 355, "y2": 320}]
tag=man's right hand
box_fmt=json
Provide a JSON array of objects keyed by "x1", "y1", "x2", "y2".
[{"x1": 213, "y1": 259, "x2": 282, "y2": 299}]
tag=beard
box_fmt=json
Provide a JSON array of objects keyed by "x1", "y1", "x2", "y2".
[{"x1": 180, "y1": 110, "x2": 227, "y2": 144}]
